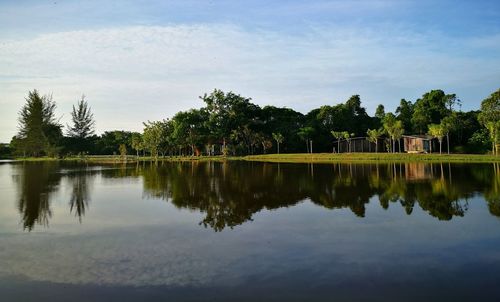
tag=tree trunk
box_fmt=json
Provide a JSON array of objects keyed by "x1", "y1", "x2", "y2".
[
  {"x1": 447, "y1": 133, "x2": 450, "y2": 154},
  {"x1": 375, "y1": 139, "x2": 378, "y2": 153},
  {"x1": 439, "y1": 140, "x2": 442, "y2": 154},
  {"x1": 310, "y1": 140, "x2": 313, "y2": 154},
  {"x1": 277, "y1": 142, "x2": 280, "y2": 154}
]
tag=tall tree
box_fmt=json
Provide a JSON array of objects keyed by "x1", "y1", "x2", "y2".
[
  {"x1": 67, "y1": 95, "x2": 95, "y2": 139},
  {"x1": 331, "y1": 131, "x2": 344, "y2": 153},
  {"x1": 393, "y1": 120, "x2": 405, "y2": 152},
  {"x1": 395, "y1": 99, "x2": 414, "y2": 132},
  {"x1": 412, "y1": 90, "x2": 450, "y2": 133},
  {"x1": 16, "y1": 90, "x2": 61, "y2": 157},
  {"x1": 441, "y1": 115, "x2": 456, "y2": 154},
  {"x1": 342, "y1": 131, "x2": 354, "y2": 153},
  {"x1": 298, "y1": 127, "x2": 314, "y2": 153},
  {"x1": 131, "y1": 133, "x2": 143, "y2": 157},
  {"x1": 366, "y1": 128, "x2": 384, "y2": 153},
  {"x1": 201, "y1": 89, "x2": 256, "y2": 153},
  {"x1": 383, "y1": 113, "x2": 397, "y2": 153},
  {"x1": 428, "y1": 124, "x2": 446, "y2": 154},
  {"x1": 478, "y1": 88, "x2": 500, "y2": 155},
  {"x1": 375, "y1": 104, "x2": 385, "y2": 120},
  {"x1": 142, "y1": 121, "x2": 164, "y2": 159},
  {"x1": 272, "y1": 132, "x2": 284, "y2": 154}
]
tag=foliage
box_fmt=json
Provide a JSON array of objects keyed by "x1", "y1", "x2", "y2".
[
  {"x1": 478, "y1": 88, "x2": 500, "y2": 155},
  {"x1": 0, "y1": 143, "x2": 12, "y2": 159},
  {"x1": 396, "y1": 99, "x2": 414, "y2": 132},
  {"x1": 131, "y1": 133, "x2": 143, "y2": 157},
  {"x1": 142, "y1": 121, "x2": 165, "y2": 159},
  {"x1": 8, "y1": 87, "x2": 500, "y2": 157},
  {"x1": 272, "y1": 132, "x2": 284, "y2": 154},
  {"x1": 428, "y1": 123, "x2": 446, "y2": 154},
  {"x1": 366, "y1": 128, "x2": 384, "y2": 153},
  {"x1": 15, "y1": 90, "x2": 62, "y2": 157},
  {"x1": 67, "y1": 95, "x2": 95, "y2": 139},
  {"x1": 411, "y1": 90, "x2": 451, "y2": 133}
]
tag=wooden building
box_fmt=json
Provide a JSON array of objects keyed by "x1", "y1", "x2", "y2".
[{"x1": 403, "y1": 135, "x2": 435, "y2": 153}]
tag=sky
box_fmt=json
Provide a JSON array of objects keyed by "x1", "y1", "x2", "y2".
[{"x1": 0, "y1": 0, "x2": 499, "y2": 142}]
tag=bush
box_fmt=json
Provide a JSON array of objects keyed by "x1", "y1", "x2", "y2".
[{"x1": 0, "y1": 144, "x2": 12, "y2": 159}]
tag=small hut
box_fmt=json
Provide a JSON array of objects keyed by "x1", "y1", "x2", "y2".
[{"x1": 403, "y1": 135, "x2": 435, "y2": 153}]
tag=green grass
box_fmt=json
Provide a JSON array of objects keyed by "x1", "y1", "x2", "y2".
[
  {"x1": 9, "y1": 153, "x2": 500, "y2": 163},
  {"x1": 243, "y1": 153, "x2": 500, "y2": 163},
  {"x1": 11, "y1": 155, "x2": 236, "y2": 163}
]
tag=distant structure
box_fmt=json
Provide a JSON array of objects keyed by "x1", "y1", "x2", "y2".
[
  {"x1": 403, "y1": 135, "x2": 436, "y2": 153},
  {"x1": 333, "y1": 135, "x2": 438, "y2": 153}
]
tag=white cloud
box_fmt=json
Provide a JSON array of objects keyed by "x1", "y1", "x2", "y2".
[{"x1": 0, "y1": 24, "x2": 499, "y2": 142}]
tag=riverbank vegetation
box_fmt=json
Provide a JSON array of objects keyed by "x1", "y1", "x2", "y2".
[{"x1": 2, "y1": 88, "x2": 499, "y2": 159}]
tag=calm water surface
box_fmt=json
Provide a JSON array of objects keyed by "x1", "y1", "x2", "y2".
[{"x1": 0, "y1": 161, "x2": 499, "y2": 301}]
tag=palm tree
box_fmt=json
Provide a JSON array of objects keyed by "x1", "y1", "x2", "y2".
[
  {"x1": 298, "y1": 127, "x2": 314, "y2": 153},
  {"x1": 366, "y1": 128, "x2": 383, "y2": 153},
  {"x1": 393, "y1": 121, "x2": 405, "y2": 152},
  {"x1": 428, "y1": 124, "x2": 445, "y2": 154},
  {"x1": 331, "y1": 131, "x2": 343, "y2": 153},
  {"x1": 383, "y1": 113, "x2": 397, "y2": 153},
  {"x1": 272, "y1": 132, "x2": 284, "y2": 154},
  {"x1": 343, "y1": 131, "x2": 354, "y2": 153}
]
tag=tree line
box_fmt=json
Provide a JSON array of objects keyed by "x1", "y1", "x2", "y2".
[{"x1": 2, "y1": 87, "x2": 499, "y2": 158}]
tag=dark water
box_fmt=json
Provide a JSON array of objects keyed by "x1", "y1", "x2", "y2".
[{"x1": 0, "y1": 161, "x2": 499, "y2": 301}]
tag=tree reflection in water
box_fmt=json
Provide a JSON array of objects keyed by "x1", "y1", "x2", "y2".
[
  {"x1": 14, "y1": 162, "x2": 61, "y2": 231},
  {"x1": 13, "y1": 161, "x2": 500, "y2": 232},
  {"x1": 67, "y1": 168, "x2": 97, "y2": 222},
  {"x1": 141, "y1": 161, "x2": 500, "y2": 231}
]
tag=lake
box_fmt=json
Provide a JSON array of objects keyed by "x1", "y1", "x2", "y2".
[{"x1": 1, "y1": 161, "x2": 499, "y2": 301}]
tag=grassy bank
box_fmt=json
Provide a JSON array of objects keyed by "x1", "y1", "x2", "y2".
[
  {"x1": 9, "y1": 155, "x2": 234, "y2": 163},
  {"x1": 243, "y1": 153, "x2": 500, "y2": 163},
  {"x1": 7, "y1": 153, "x2": 500, "y2": 163}
]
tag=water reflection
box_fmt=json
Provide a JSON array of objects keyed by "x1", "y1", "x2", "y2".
[
  {"x1": 67, "y1": 169, "x2": 96, "y2": 222},
  {"x1": 14, "y1": 162, "x2": 60, "y2": 230},
  {"x1": 12, "y1": 161, "x2": 500, "y2": 231}
]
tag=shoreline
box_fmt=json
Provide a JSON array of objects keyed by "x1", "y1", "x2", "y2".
[{"x1": 3, "y1": 153, "x2": 500, "y2": 164}]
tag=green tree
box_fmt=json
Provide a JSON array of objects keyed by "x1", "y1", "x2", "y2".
[
  {"x1": 67, "y1": 95, "x2": 95, "y2": 139},
  {"x1": 366, "y1": 128, "x2": 384, "y2": 153},
  {"x1": 131, "y1": 133, "x2": 143, "y2": 157},
  {"x1": 142, "y1": 121, "x2": 164, "y2": 159},
  {"x1": 441, "y1": 115, "x2": 456, "y2": 154},
  {"x1": 298, "y1": 127, "x2": 314, "y2": 153},
  {"x1": 393, "y1": 120, "x2": 405, "y2": 152},
  {"x1": 272, "y1": 132, "x2": 284, "y2": 154},
  {"x1": 119, "y1": 143, "x2": 127, "y2": 159},
  {"x1": 172, "y1": 109, "x2": 207, "y2": 156},
  {"x1": 428, "y1": 124, "x2": 446, "y2": 154},
  {"x1": 383, "y1": 113, "x2": 397, "y2": 153},
  {"x1": 201, "y1": 89, "x2": 257, "y2": 153},
  {"x1": 412, "y1": 90, "x2": 451, "y2": 133},
  {"x1": 331, "y1": 131, "x2": 344, "y2": 153},
  {"x1": 343, "y1": 131, "x2": 354, "y2": 153},
  {"x1": 16, "y1": 90, "x2": 61, "y2": 157},
  {"x1": 395, "y1": 99, "x2": 414, "y2": 132},
  {"x1": 478, "y1": 88, "x2": 500, "y2": 155},
  {"x1": 375, "y1": 104, "x2": 385, "y2": 120}
]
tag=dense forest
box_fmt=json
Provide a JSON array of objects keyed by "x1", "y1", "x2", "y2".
[{"x1": 2, "y1": 87, "x2": 499, "y2": 159}]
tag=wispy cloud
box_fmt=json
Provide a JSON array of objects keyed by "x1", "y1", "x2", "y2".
[{"x1": 0, "y1": 23, "x2": 499, "y2": 141}]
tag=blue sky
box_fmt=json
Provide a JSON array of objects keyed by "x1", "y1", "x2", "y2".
[{"x1": 0, "y1": 0, "x2": 499, "y2": 141}]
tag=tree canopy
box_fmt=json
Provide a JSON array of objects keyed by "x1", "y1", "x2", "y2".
[{"x1": 6, "y1": 87, "x2": 499, "y2": 158}]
